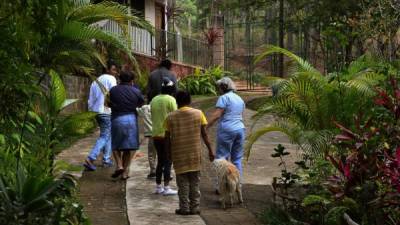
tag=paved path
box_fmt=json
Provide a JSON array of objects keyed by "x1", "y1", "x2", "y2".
[
  {"x1": 56, "y1": 131, "x2": 129, "y2": 225},
  {"x1": 196, "y1": 107, "x2": 299, "y2": 225},
  {"x1": 57, "y1": 95, "x2": 299, "y2": 225},
  {"x1": 126, "y1": 139, "x2": 206, "y2": 225},
  {"x1": 125, "y1": 97, "x2": 299, "y2": 225}
]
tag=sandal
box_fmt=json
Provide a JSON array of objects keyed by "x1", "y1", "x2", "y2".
[
  {"x1": 83, "y1": 159, "x2": 96, "y2": 171},
  {"x1": 111, "y1": 169, "x2": 124, "y2": 178}
]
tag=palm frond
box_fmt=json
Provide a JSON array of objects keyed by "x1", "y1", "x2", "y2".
[
  {"x1": 245, "y1": 125, "x2": 291, "y2": 160},
  {"x1": 60, "y1": 21, "x2": 131, "y2": 58},
  {"x1": 48, "y1": 70, "x2": 66, "y2": 114},
  {"x1": 298, "y1": 130, "x2": 334, "y2": 158},
  {"x1": 71, "y1": 0, "x2": 90, "y2": 7},
  {"x1": 255, "y1": 45, "x2": 322, "y2": 78},
  {"x1": 60, "y1": 99, "x2": 79, "y2": 111},
  {"x1": 260, "y1": 76, "x2": 286, "y2": 87},
  {"x1": 59, "y1": 112, "x2": 97, "y2": 136},
  {"x1": 345, "y1": 72, "x2": 385, "y2": 96},
  {"x1": 68, "y1": 2, "x2": 153, "y2": 37}
]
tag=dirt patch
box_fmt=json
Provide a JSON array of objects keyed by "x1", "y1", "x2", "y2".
[{"x1": 79, "y1": 163, "x2": 129, "y2": 225}]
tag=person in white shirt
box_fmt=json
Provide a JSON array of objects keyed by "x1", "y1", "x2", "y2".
[
  {"x1": 84, "y1": 61, "x2": 118, "y2": 171},
  {"x1": 137, "y1": 105, "x2": 157, "y2": 179}
]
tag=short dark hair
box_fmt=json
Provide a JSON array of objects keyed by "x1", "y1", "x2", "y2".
[
  {"x1": 106, "y1": 60, "x2": 119, "y2": 70},
  {"x1": 119, "y1": 70, "x2": 135, "y2": 83},
  {"x1": 176, "y1": 90, "x2": 191, "y2": 108},
  {"x1": 159, "y1": 59, "x2": 172, "y2": 70}
]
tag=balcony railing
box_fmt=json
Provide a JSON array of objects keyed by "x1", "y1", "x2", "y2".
[{"x1": 100, "y1": 20, "x2": 211, "y2": 68}]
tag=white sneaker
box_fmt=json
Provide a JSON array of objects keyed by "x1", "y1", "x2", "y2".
[
  {"x1": 155, "y1": 185, "x2": 164, "y2": 194},
  {"x1": 163, "y1": 186, "x2": 177, "y2": 196}
]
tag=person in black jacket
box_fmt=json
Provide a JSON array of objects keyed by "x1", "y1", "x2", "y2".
[{"x1": 146, "y1": 59, "x2": 177, "y2": 102}]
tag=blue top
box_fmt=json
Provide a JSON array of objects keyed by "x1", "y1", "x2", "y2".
[
  {"x1": 216, "y1": 91, "x2": 245, "y2": 132},
  {"x1": 109, "y1": 83, "x2": 145, "y2": 119}
]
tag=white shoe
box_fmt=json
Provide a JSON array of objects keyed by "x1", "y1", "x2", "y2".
[
  {"x1": 155, "y1": 185, "x2": 164, "y2": 194},
  {"x1": 163, "y1": 186, "x2": 177, "y2": 196}
]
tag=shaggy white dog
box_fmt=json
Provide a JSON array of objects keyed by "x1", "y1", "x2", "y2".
[{"x1": 212, "y1": 158, "x2": 243, "y2": 209}]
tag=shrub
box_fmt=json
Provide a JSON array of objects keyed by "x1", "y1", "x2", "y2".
[{"x1": 179, "y1": 66, "x2": 231, "y2": 95}]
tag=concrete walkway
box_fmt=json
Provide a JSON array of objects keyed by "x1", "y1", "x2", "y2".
[
  {"x1": 125, "y1": 104, "x2": 299, "y2": 225},
  {"x1": 56, "y1": 95, "x2": 299, "y2": 225},
  {"x1": 56, "y1": 131, "x2": 129, "y2": 225},
  {"x1": 126, "y1": 139, "x2": 206, "y2": 225}
]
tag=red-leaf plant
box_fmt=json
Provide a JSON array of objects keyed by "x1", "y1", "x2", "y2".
[
  {"x1": 203, "y1": 27, "x2": 221, "y2": 46},
  {"x1": 326, "y1": 77, "x2": 400, "y2": 209}
]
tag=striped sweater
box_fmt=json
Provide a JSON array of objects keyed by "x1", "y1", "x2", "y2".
[{"x1": 165, "y1": 107, "x2": 207, "y2": 175}]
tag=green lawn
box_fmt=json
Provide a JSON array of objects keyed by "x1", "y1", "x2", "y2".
[{"x1": 245, "y1": 96, "x2": 271, "y2": 111}]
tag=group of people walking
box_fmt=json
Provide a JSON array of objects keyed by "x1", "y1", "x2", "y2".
[{"x1": 84, "y1": 59, "x2": 245, "y2": 215}]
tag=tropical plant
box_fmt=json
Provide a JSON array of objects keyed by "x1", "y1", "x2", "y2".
[
  {"x1": 260, "y1": 73, "x2": 400, "y2": 225},
  {"x1": 246, "y1": 46, "x2": 386, "y2": 161},
  {"x1": 32, "y1": 70, "x2": 96, "y2": 169},
  {"x1": 38, "y1": 0, "x2": 151, "y2": 75},
  {"x1": 0, "y1": 1, "x2": 150, "y2": 223},
  {"x1": 179, "y1": 66, "x2": 230, "y2": 95},
  {"x1": 0, "y1": 165, "x2": 89, "y2": 225}
]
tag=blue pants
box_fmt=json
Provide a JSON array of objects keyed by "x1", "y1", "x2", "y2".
[
  {"x1": 87, "y1": 114, "x2": 112, "y2": 163},
  {"x1": 216, "y1": 128, "x2": 245, "y2": 176}
]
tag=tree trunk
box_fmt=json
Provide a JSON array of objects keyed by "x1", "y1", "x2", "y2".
[{"x1": 278, "y1": 0, "x2": 285, "y2": 77}]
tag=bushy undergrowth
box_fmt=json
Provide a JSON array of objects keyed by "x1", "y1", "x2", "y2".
[
  {"x1": 250, "y1": 46, "x2": 400, "y2": 225},
  {"x1": 179, "y1": 66, "x2": 231, "y2": 95},
  {"x1": 0, "y1": 0, "x2": 149, "y2": 224}
]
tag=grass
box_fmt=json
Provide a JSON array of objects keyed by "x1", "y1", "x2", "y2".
[
  {"x1": 246, "y1": 96, "x2": 272, "y2": 111},
  {"x1": 192, "y1": 95, "x2": 218, "y2": 112},
  {"x1": 192, "y1": 94, "x2": 272, "y2": 112}
]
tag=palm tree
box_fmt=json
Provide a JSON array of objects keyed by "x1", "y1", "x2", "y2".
[
  {"x1": 246, "y1": 45, "x2": 386, "y2": 160},
  {"x1": 39, "y1": 0, "x2": 151, "y2": 75}
]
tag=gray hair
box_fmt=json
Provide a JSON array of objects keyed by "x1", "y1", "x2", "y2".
[{"x1": 216, "y1": 77, "x2": 236, "y2": 91}]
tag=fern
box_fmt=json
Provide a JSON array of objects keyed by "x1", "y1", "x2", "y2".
[{"x1": 248, "y1": 48, "x2": 384, "y2": 161}]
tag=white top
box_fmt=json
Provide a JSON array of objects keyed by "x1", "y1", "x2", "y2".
[
  {"x1": 88, "y1": 74, "x2": 117, "y2": 114},
  {"x1": 136, "y1": 105, "x2": 152, "y2": 136}
]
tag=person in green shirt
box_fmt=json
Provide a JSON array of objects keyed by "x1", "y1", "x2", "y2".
[{"x1": 150, "y1": 77, "x2": 178, "y2": 195}]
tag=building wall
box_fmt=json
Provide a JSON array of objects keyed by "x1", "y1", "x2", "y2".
[
  {"x1": 63, "y1": 75, "x2": 91, "y2": 114},
  {"x1": 134, "y1": 53, "x2": 196, "y2": 79},
  {"x1": 144, "y1": 0, "x2": 156, "y2": 26}
]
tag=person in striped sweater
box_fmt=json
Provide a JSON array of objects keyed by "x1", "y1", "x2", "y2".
[{"x1": 165, "y1": 90, "x2": 215, "y2": 215}]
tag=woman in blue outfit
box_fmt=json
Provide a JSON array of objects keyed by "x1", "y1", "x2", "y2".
[
  {"x1": 207, "y1": 77, "x2": 245, "y2": 178},
  {"x1": 109, "y1": 71, "x2": 144, "y2": 179}
]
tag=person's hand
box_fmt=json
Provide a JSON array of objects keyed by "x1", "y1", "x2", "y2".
[{"x1": 208, "y1": 151, "x2": 215, "y2": 162}]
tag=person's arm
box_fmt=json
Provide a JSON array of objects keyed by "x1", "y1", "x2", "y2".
[
  {"x1": 87, "y1": 85, "x2": 96, "y2": 110},
  {"x1": 206, "y1": 108, "x2": 224, "y2": 129},
  {"x1": 201, "y1": 125, "x2": 214, "y2": 162}
]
